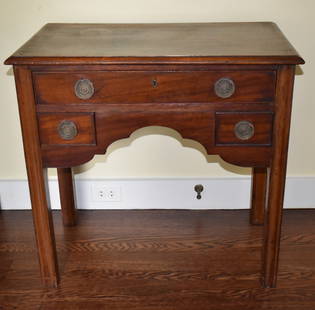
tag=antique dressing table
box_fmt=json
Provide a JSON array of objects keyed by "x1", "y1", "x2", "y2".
[{"x1": 4, "y1": 22, "x2": 304, "y2": 288}]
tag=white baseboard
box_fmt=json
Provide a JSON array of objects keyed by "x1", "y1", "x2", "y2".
[{"x1": 0, "y1": 177, "x2": 314, "y2": 210}]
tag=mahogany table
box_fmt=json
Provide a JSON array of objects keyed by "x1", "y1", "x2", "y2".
[{"x1": 5, "y1": 22, "x2": 304, "y2": 288}]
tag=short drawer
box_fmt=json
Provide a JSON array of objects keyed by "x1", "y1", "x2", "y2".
[
  {"x1": 33, "y1": 71, "x2": 276, "y2": 104},
  {"x1": 215, "y1": 112, "x2": 273, "y2": 146},
  {"x1": 38, "y1": 113, "x2": 96, "y2": 145}
]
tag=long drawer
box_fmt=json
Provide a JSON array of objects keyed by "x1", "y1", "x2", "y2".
[{"x1": 33, "y1": 71, "x2": 276, "y2": 104}]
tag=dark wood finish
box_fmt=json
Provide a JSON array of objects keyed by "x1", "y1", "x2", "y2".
[
  {"x1": 5, "y1": 23, "x2": 304, "y2": 65},
  {"x1": 31, "y1": 63, "x2": 280, "y2": 72},
  {"x1": 215, "y1": 112, "x2": 273, "y2": 145},
  {"x1": 4, "y1": 23, "x2": 304, "y2": 288},
  {"x1": 41, "y1": 144, "x2": 273, "y2": 169},
  {"x1": 36, "y1": 99, "x2": 275, "y2": 168},
  {"x1": 1, "y1": 210, "x2": 315, "y2": 309},
  {"x1": 38, "y1": 112, "x2": 96, "y2": 145},
  {"x1": 262, "y1": 65, "x2": 296, "y2": 288},
  {"x1": 33, "y1": 70, "x2": 276, "y2": 104},
  {"x1": 39, "y1": 105, "x2": 273, "y2": 168},
  {"x1": 13, "y1": 67, "x2": 59, "y2": 288},
  {"x1": 250, "y1": 167, "x2": 268, "y2": 225},
  {"x1": 57, "y1": 168, "x2": 76, "y2": 226}
]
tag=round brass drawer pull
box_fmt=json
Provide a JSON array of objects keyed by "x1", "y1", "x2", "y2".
[
  {"x1": 234, "y1": 121, "x2": 254, "y2": 140},
  {"x1": 214, "y1": 77, "x2": 235, "y2": 98},
  {"x1": 74, "y1": 79, "x2": 94, "y2": 100},
  {"x1": 58, "y1": 120, "x2": 78, "y2": 140}
]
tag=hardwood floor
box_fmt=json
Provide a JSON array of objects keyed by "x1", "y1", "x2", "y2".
[{"x1": 0, "y1": 209, "x2": 314, "y2": 310}]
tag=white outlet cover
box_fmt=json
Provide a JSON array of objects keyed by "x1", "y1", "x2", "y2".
[{"x1": 91, "y1": 185, "x2": 121, "y2": 202}]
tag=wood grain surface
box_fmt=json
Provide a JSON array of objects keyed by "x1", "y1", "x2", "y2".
[
  {"x1": 215, "y1": 112, "x2": 273, "y2": 146},
  {"x1": 36, "y1": 102, "x2": 274, "y2": 168},
  {"x1": 0, "y1": 209, "x2": 315, "y2": 309},
  {"x1": 33, "y1": 70, "x2": 276, "y2": 104},
  {"x1": 57, "y1": 168, "x2": 76, "y2": 227},
  {"x1": 250, "y1": 167, "x2": 268, "y2": 225},
  {"x1": 262, "y1": 65, "x2": 296, "y2": 288},
  {"x1": 13, "y1": 67, "x2": 59, "y2": 288},
  {"x1": 4, "y1": 23, "x2": 304, "y2": 65},
  {"x1": 38, "y1": 113, "x2": 96, "y2": 146}
]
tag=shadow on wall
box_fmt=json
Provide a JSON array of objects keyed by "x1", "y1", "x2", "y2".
[{"x1": 73, "y1": 126, "x2": 251, "y2": 176}]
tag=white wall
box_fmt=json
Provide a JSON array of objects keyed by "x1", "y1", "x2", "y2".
[
  {"x1": 1, "y1": 177, "x2": 315, "y2": 210},
  {"x1": 0, "y1": 0, "x2": 314, "y2": 181}
]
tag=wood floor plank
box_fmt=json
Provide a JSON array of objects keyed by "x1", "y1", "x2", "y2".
[{"x1": 0, "y1": 210, "x2": 315, "y2": 309}]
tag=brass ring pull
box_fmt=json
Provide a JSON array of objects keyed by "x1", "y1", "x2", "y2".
[
  {"x1": 214, "y1": 77, "x2": 235, "y2": 98},
  {"x1": 74, "y1": 79, "x2": 94, "y2": 100},
  {"x1": 234, "y1": 121, "x2": 254, "y2": 140},
  {"x1": 58, "y1": 120, "x2": 78, "y2": 140}
]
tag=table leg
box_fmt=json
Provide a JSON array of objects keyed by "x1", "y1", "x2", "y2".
[
  {"x1": 14, "y1": 66, "x2": 59, "y2": 287},
  {"x1": 250, "y1": 167, "x2": 267, "y2": 225},
  {"x1": 262, "y1": 65, "x2": 295, "y2": 288},
  {"x1": 57, "y1": 168, "x2": 76, "y2": 226}
]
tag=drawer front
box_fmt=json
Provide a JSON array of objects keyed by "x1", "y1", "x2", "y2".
[
  {"x1": 38, "y1": 113, "x2": 96, "y2": 145},
  {"x1": 215, "y1": 112, "x2": 273, "y2": 146},
  {"x1": 39, "y1": 109, "x2": 273, "y2": 168},
  {"x1": 33, "y1": 71, "x2": 276, "y2": 104}
]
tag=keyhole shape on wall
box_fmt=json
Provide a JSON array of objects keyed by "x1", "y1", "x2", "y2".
[{"x1": 194, "y1": 184, "x2": 204, "y2": 200}]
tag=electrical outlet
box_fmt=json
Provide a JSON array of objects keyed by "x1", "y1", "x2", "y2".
[{"x1": 92, "y1": 185, "x2": 121, "y2": 202}]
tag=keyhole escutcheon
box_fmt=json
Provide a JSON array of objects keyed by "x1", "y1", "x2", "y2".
[{"x1": 151, "y1": 78, "x2": 158, "y2": 88}]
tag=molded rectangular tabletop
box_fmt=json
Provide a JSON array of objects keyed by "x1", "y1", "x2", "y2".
[{"x1": 5, "y1": 22, "x2": 304, "y2": 65}]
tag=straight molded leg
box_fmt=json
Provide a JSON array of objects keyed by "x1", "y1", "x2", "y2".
[
  {"x1": 262, "y1": 65, "x2": 296, "y2": 288},
  {"x1": 14, "y1": 66, "x2": 59, "y2": 287},
  {"x1": 29, "y1": 168, "x2": 59, "y2": 287},
  {"x1": 250, "y1": 167, "x2": 267, "y2": 225},
  {"x1": 262, "y1": 166, "x2": 285, "y2": 288},
  {"x1": 57, "y1": 168, "x2": 76, "y2": 226}
]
